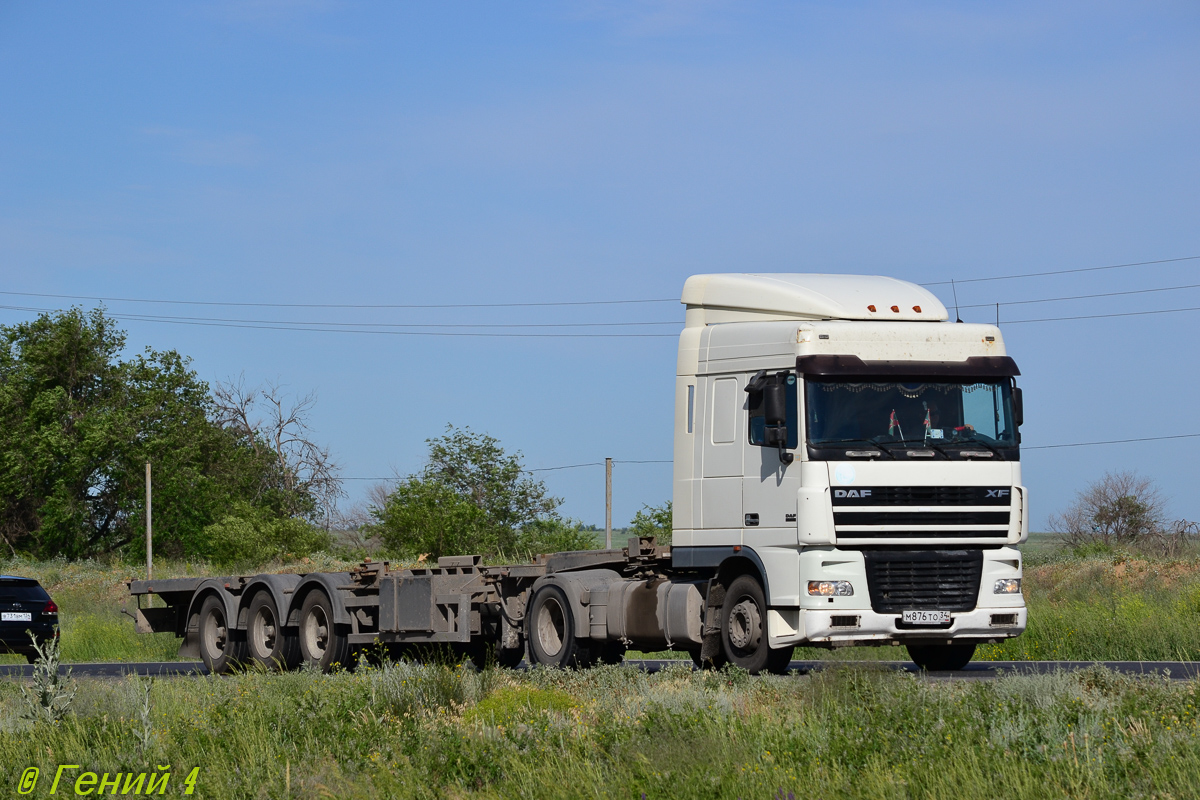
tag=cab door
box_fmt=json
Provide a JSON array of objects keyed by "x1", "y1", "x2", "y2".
[
  {"x1": 742, "y1": 370, "x2": 802, "y2": 541},
  {"x1": 699, "y1": 374, "x2": 743, "y2": 537}
]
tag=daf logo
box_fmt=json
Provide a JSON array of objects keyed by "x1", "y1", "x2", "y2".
[
  {"x1": 986, "y1": 489, "x2": 1010, "y2": 498},
  {"x1": 833, "y1": 489, "x2": 872, "y2": 498}
]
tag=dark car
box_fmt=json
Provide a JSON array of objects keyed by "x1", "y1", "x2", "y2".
[{"x1": 0, "y1": 575, "x2": 59, "y2": 663}]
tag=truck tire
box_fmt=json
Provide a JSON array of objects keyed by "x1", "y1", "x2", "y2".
[
  {"x1": 907, "y1": 643, "x2": 976, "y2": 671},
  {"x1": 298, "y1": 590, "x2": 351, "y2": 672},
  {"x1": 720, "y1": 574, "x2": 789, "y2": 675},
  {"x1": 198, "y1": 594, "x2": 245, "y2": 674},
  {"x1": 526, "y1": 585, "x2": 593, "y2": 668},
  {"x1": 246, "y1": 591, "x2": 300, "y2": 671}
]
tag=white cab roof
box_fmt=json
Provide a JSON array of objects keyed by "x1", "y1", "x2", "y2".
[{"x1": 681, "y1": 273, "x2": 948, "y2": 323}]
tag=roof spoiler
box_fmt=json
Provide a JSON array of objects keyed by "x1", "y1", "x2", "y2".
[{"x1": 797, "y1": 355, "x2": 1020, "y2": 379}]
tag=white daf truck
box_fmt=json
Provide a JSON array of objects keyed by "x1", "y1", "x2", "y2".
[{"x1": 129, "y1": 273, "x2": 1027, "y2": 674}]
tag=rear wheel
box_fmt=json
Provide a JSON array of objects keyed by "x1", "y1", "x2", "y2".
[
  {"x1": 298, "y1": 590, "x2": 351, "y2": 672},
  {"x1": 246, "y1": 591, "x2": 299, "y2": 671},
  {"x1": 720, "y1": 575, "x2": 790, "y2": 675},
  {"x1": 198, "y1": 594, "x2": 245, "y2": 674},
  {"x1": 526, "y1": 585, "x2": 592, "y2": 668},
  {"x1": 907, "y1": 643, "x2": 977, "y2": 671}
]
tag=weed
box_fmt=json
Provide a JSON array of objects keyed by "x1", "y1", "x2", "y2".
[{"x1": 19, "y1": 629, "x2": 76, "y2": 725}]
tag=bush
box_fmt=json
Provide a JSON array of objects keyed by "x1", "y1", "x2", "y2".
[
  {"x1": 370, "y1": 426, "x2": 565, "y2": 559},
  {"x1": 199, "y1": 503, "x2": 332, "y2": 567},
  {"x1": 630, "y1": 501, "x2": 672, "y2": 546},
  {"x1": 511, "y1": 518, "x2": 599, "y2": 556},
  {"x1": 372, "y1": 477, "x2": 496, "y2": 559},
  {"x1": 1051, "y1": 471, "x2": 1198, "y2": 557}
]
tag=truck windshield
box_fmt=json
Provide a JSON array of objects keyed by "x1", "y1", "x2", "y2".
[{"x1": 805, "y1": 379, "x2": 1017, "y2": 449}]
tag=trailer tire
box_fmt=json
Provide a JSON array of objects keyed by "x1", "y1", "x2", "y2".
[
  {"x1": 246, "y1": 591, "x2": 300, "y2": 671},
  {"x1": 907, "y1": 643, "x2": 976, "y2": 671},
  {"x1": 526, "y1": 585, "x2": 592, "y2": 668},
  {"x1": 198, "y1": 594, "x2": 245, "y2": 674},
  {"x1": 720, "y1": 574, "x2": 787, "y2": 675},
  {"x1": 298, "y1": 590, "x2": 351, "y2": 672}
]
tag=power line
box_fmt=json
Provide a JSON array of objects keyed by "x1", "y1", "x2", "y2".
[
  {"x1": 0, "y1": 289, "x2": 677, "y2": 310},
  {"x1": 0, "y1": 305, "x2": 678, "y2": 329},
  {"x1": 921, "y1": 255, "x2": 1200, "y2": 287},
  {"x1": 342, "y1": 458, "x2": 672, "y2": 480},
  {"x1": 1025, "y1": 433, "x2": 1200, "y2": 450},
  {"x1": 1004, "y1": 305, "x2": 1200, "y2": 325},
  {"x1": 0, "y1": 304, "x2": 679, "y2": 338},
  {"x1": 957, "y1": 282, "x2": 1200, "y2": 311}
]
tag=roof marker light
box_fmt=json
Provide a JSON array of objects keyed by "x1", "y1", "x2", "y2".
[
  {"x1": 867, "y1": 305, "x2": 877, "y2": 312},
  {"x1": 890, "y1": 305, "x2": 899, "y2": 313},
  {"x1": 913, "y1": 305, "x2": 922, "y2": 313}
]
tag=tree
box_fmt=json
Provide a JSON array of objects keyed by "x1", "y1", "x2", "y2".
[
  {"x1": 1050, "y1": 471, "x2": 1196, "y2": 555},
  {"x1": 371, "y1": 425, "x2": 570, "y2": 559},
  {"x1": 630, "y1": 501, "x2": 672, "y2": 546},
  {"x1": 0, "y1": 308, "x2": 301, "y2": 558},
  {"x1": 211, "y1": 377, "x2": 343, "y2": 524}
]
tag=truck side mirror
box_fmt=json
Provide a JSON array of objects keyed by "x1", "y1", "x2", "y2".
[
  {"x1": 763, "y1": 379, "x2": 794, "y2": 465},
  {"x1": 1013, "y1": 386, "x2": 1023, "y2": 428},
  {"x1": 763, "y1": 382, "x2": 787, "y2": 427}
]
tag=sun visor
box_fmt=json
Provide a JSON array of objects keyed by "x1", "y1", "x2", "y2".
[{"x1": 797, "y1": 355, "x2": 1020, "y2": 379}]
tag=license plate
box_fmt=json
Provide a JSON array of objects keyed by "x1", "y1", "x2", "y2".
[
  {"x1": 902, "y1": 609, "x2": 950, "y2": 625},
  {"x1": 1, "y1": 612, "x2": 31, "y2": 622}
]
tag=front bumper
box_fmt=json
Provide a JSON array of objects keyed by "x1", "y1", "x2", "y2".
[{"x1": 767, "y1": 605, "x2": 1026, "y2": 648}]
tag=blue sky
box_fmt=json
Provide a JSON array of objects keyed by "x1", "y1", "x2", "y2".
[{"x1": 1, "y1": 2, "x2": 1198, "y2": 527}]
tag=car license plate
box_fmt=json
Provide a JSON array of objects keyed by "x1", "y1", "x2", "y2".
[
  {"x1": 902, "y1": 610, "x2": 950, "y2": 625},
  {"x1": 1, "y1": 612, "x2": 32, "y2": 622}
]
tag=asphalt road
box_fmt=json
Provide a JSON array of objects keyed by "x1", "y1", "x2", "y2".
[{"x1": 2, "y1": 659, "x2": 1199, "y2": 680}]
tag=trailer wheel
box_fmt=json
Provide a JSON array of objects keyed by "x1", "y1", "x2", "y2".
[
  {"x1": 298, "y1": 590, "x2": 351, "y2": 672},
  {"x1": 246, "y1": 591, "x2": 300, "y2": 671},
  {"x1": 526, "y1": 585, "x2": 592, "y2": 668},
  {"x1": 720, "y1": 574, "x2": 789, "y2": 675},
  {"x1": 198, "y1": 594, "x2": 244, "y2": 674},
  {"x1": 906, "y1": 643, "x2": 976, "y2": 671}
]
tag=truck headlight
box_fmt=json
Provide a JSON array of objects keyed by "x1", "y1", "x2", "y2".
[
  {"x1": 993, "y1": 578, "x2": 1022, "y2": 594},
  {"x1": 808, "y1": 581, "x2": 854, "y2": 596}
]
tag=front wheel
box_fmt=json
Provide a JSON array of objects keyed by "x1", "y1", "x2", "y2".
[
  {"x1": 720, "y1": 575, "x2": 791, "y2": 675},
  {"x1": 907, "y1": 642, "x2": 977, "y2": 671}
]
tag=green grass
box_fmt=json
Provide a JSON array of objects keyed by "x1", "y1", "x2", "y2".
[{"x1": 3, "y1": 661, "x2": 1200, "y2": 798}]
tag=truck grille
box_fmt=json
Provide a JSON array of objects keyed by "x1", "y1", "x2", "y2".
[
  {"x1": 832, "y1": 486, "x2": 1013, "y2": 543},
  {"x1": 863, "y1": 549, "x2": 983, "y2": 613}
]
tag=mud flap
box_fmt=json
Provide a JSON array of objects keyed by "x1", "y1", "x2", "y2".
[{"x1": 699, "y1": 580, "x2": 726, "y2": 663}]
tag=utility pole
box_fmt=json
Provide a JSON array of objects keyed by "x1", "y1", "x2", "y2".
[
  {"x1": 145, "y1": 462, "x2": 153, "y2": 581},
  {"x1": 605, "y1": 457, "x2": 613, "y2": 549}
]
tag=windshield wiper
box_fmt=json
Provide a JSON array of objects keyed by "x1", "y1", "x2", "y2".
[{"x1": 813, "y1": 438, "x2": 893, "y2": 458}]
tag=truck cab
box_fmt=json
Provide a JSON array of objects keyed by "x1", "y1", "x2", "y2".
[{"x1": 671, "y1": 273, "x2": 1027, "y2": 670}]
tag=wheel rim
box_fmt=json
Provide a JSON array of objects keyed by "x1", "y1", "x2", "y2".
[
  {"x1": 536, "y1": 596, "x2": 566, "y2": 657},
  {"x1": 251, "y1": 604, "x2": 277, "y2": 659},
  {"x1": 303, "y1": 604, "x2": 329, "y2": 660},
  {"x1": 202, "y1": 607, "x2": 227, "y2": 660},
  {"x1": 727, "y1": 596, "x2": 762, "y2": 655}
]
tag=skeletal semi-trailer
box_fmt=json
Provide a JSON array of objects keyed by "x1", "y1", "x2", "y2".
[{"x1": 129, "y1": 273, "x2": 1029, "y2": 673}]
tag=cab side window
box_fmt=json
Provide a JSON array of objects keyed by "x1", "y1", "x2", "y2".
[{"x1": 747, "y1": 371, "x2": 798, "y2": 448}]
